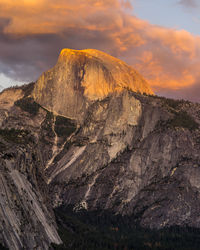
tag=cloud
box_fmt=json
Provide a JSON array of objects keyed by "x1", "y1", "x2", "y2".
[
  {"x1": 0, "y1": 0, "x2": 200, "y2": 102},
  {"x1": 178, "y1": 0, "x2": 198, "y2": 8}
]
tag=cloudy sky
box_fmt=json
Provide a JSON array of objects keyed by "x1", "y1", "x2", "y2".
[{"x1": 0, "y1": 0, "x2": 200, "y2": 102}]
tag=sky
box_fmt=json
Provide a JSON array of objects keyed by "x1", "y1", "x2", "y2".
[{"x1": 0, "y1": 0, "x2": 200, "y2": 102}]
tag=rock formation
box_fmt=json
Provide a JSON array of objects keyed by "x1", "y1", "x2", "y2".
[
  {"x1": 32, "y1": 49, "x2": 153, "y2": 123},
  {"x1": 0, "y1": 49, "x2": 200, "y2": 249}
]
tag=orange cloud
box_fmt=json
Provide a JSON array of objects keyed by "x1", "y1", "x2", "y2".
[
  {"x1": 0, "y1": 0, "x2": 125, "y2": 34},
  {"x1": 0, "y1": 0, "x2": 200, "y2": 101},
  {"x1": 147, "y1": 27, "x2": 197, "y2": 58},
  {"x1": 134, "y1": 50, "x2": 196, "y2": 92}
]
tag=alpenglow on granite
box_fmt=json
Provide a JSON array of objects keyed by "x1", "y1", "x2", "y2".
[
  {"x1": 0, "y1": 49, "x2": 200, "y2": 249},
  {"x1": 32, "y1": 49, "x2": 153, "y2": 123}
]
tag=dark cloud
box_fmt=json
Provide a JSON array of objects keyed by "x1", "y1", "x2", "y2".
[
  {"x1": 0, "y1": 18, "x2": 11, "y2": 32},
  {"x1": 0, "y1": 28, "x2": 123, "y2": 82},
  {"x1": 178, "y1": 0, "x2": 198, "y2": 8}
]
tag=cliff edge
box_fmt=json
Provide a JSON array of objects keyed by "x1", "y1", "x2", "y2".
[{"x1": 32, "y1": 49, "x2": 153, "y2": 123}]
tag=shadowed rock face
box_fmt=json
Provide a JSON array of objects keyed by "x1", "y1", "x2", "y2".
[
  {"x1": 1, "y1": 50, "x2": 200, "y2": 249},
  {"x1": 0, "y1": 88, "x2": 62, "y2": 249},
  {"x1": 47, "y1": 92, "x2": 200, "y2": 230},
  {"x1": 32, "y1": 49, "x2": 153, "y2": 123}
]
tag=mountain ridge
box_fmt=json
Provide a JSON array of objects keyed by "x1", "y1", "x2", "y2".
[
  {"x1": 32, "y1": 48, "x2": 153, "y2": 123},
  {"x1": 0, "y1": 50, "x2": 200, "y2": 249}
]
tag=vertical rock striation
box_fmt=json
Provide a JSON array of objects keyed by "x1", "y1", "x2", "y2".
[
  {"x1": 32, "y1": 49, "x2": 153, "y2": 123},
  {"x1": 1, "y1": 49, "x2": 200, "y2": 249}
]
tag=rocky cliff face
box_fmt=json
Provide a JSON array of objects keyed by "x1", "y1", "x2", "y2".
[
  {"x1": 47, "y1": 91, "x2": 200, "y2": 230},
  {"x1": 0, "y1": 85, "x2": 62, "y2": 249},
  {"x1": 0, "y1": 50, "x2": 200, "y2": 249},
  {"x1": 32, "y1": 49, "x2": 153, "y2": 123}
]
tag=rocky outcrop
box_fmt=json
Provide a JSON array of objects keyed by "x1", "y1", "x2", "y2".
[
  {"x1": 47, "y1": 91, "x2": 200, "y2": 229},
  {"x1": 32, "y1": 49, "x2": 153, "y2": 123},
  {"x1": 0, "y1": 86, "x2": 62, "y2": 249},
  {"x1": 1, "y1": 50, "x2": 200, "y2": 249}
]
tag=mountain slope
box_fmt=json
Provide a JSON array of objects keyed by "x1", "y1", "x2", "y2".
[
  {"x1": 47, "y1": 91, "x2": 200, "y2": 229},
  {"x1": 0, "y1": 50, "x2": 200, "y2": 249},
  {"x1": 0, "y1": 85, "x2": 62, "y2": 249}
]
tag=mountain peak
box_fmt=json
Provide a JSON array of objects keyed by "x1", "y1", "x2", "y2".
[{"x1": 32, "y1": 48, "x2": 153, "y2": 122}]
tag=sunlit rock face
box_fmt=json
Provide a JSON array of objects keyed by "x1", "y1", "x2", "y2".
[
  {"x1": 32, "y1": 49, "x2": 153, "y2": 123},
  {"x1": 0, "y1": 88, "x2": 23, "y2": 110},
  {"x1": 1, "y1": 50, "x2": 200, "y2": 249}
]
